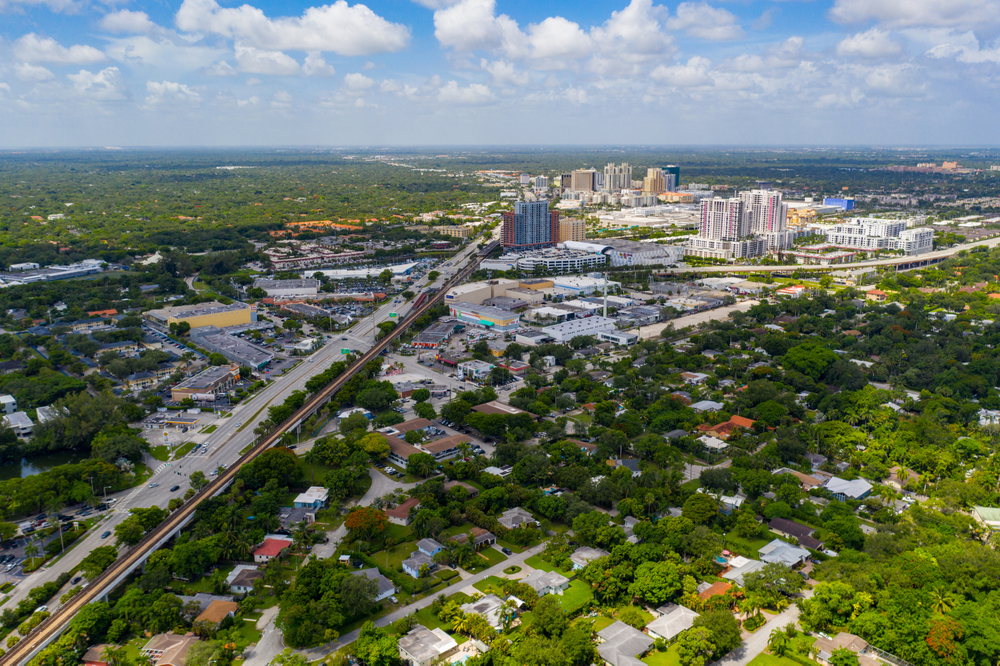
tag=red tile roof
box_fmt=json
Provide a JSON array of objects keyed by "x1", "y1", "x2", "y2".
[
  {"x1": 254, "y1": 538, "x2": 291, "y2": 558},
  {"x1": 386, "y1": 497, "x2": 420, "y2": 520}
]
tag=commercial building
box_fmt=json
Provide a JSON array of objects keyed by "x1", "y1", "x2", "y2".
[
  {"x1": 571, "y1": 168, "x2": 598, "y2": 192},
  {"x1": 252, "y1": 279, "x2": 320, "y2": 298},
  {"x1": 823, "y1": 197, "x2": 856, "y2": 210},
  {"x1": 447, "y1": 302, "x2": 520, "y2": 331},
  {"x1": 189, "y1": 326, "x2": 273, "y2": 369},
  {"x1": 444, "y1": 279, "x2": 519, "y2": 306},
  {"x1": 146, "y1": 301, "x2": 254, "y2": 329},
  {"x1": 502, "y1": 200, "x2": 559, "y2": 251},
  {"x1": 551, "y1": 275, "x2": 619, "y2": 295},
  {"x1": 436, "y1": 225, "x2": 475, "y2": 238},
  {"x1": 541, "y1": 316, "x2": 617, "y2": 342},
  {"x1": 171, "y1": 364, "x2": 241, "y2": 401},
  {"x1": 557, "y1": 218, "x2": 586, "y2": 242},
  {"x1": 457, "y1": 359, "x2": 495, "y2": 381},
  {"x1": 562, "y1": 239, "x2": 683, "y2": 267},
  {"x1": 413, "y1": 321, "x2": 457, "y2": 348}
]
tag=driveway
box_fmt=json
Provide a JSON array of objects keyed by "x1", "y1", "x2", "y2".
[
  {"x1": 713, "y1": 605, "x2": 800, "y2": 666},
  {"x1": 296, "y1": 544, "x2": 545, "y2": 661}
]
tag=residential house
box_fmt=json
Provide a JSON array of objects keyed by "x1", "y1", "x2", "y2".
[
  {"x1": 228, "y1": 567, "x2": 263, "y2": 595},
  {"x1": 886, "y1": 465, "x2": 918, "y2": 491},
  {"x1": 697, "y1": 415, "x2": 756, "y2": 440},
  {"x1": 443, "y1": 480, "x2": 480, "y2": 498},
  {"x1": 570, "y1": 546, "x2": 609, "y2": 570},
  {"x1": 623, "y1": 516, "x2": 641, "y2": 544},
  {"x1": 813, "y1": 633, "x2": 879, "y2": 666},
  {"x1": 141, "y1": 633, "x2": 200, "y2": 666},
  {"x1": 864, "y1": 289, "x2": 887, "y2": 302},
  {"x1": 569, "y1": 439, "x2": 598, "y2": 456},
  {"x1": 3, "y1": 411, "x2": 33, "y2": 440},
  {"x1": 973, "y1": 506, "x2": 1000, "y2": 530},
  {"x1": 416, "y1": 538, "x2": 446, "y2": 557},
  {"x1": 690, "y1": 400, "x2": 723, "y2": 413},
  {"x1": 386, "y1": 498, "x2": 421, "y2": 526},
  {"x1": 293, "y1": 487, "x2": 329, "y2": 509},
  {"x1": 772, "y1": 467, "x2": 826, "y2": 491},
  {"x1": 521, "y1": 570, "x2": 570, "y2": 596},
  {"x1": 722, "y1": 556, "x2": 766, "y2": 586},
  {"x1": 352, "y1": 568, "x2": 396, "y2": 602},
  {"x1": 402, "y1": 551, "x2": 435, "y2": 579},
  {"x1": 449, "y1": 527, "x2": 496, "y2": 550},
  {"x1": 697, "y1": 581, "x2": 732, "y2": 601},
  {"x1": 609, "y1": 458, "x2": 641, "y2": 477},
  {"x1": 596, "y1": 620, "x2": 654, "y2": 666},
  {"x1": 498, "y1": 507, "x2": 537, "y2": 530},
  {"x1": 664, "y1": 429, "x2": 688, "y2": 441},
  {"x1": 194, "y1": 600, "x2": 239, "y2": 628},
  {"x1": 769, "y1": 518, "x2": 825, "y2": 550},
  {"x1": 805, "y1": 452, "x2": 828, "y2": 471},
  {"x1": 253, "y1": 538, "x2": 291, "y2": 564},
  {"x1": 82, "y1": 645, "x2": 114, "y2": 666},
  {"x1": 699, "y1": 435, "x2": 728, "y2": 451},
  {"x1": 680, "y1": 372, "x2": 710, "y2": 385},
  {"x1": 759, "y1": 539, "x2": 811, "y2": 567},
  {"x1": 460, "y1": 594, "x2": 518, "y2": 630},
  {"x1": 825, "y1": 477, "x2": 873, "y2": 501},
  {"x1": 0, "y1": 394, "x2": 16, "y2": 414},
  {"x1": 398, "y1": 624, "x2": 459, "y2": 666},
  {"x1": 645, "y1": 604, "x2": 700, "y2": 642}
]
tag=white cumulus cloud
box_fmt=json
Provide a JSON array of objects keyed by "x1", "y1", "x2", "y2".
[
  {"x1": 14, "y1": 62, "x2": 55, "y2": 82},
  {"x1": 271, "y1": 90, "x2": 292, "y2": 108},
  {"x1": 145, "y1": 80, "x2": 201, "y2": 104},
  {"x1": 0, "y1": 0, "x2": 79, "y2": 14},
  {"x1": 101, "y1": 10, "x2": 158, "y2": 34},
  {"x1": 437, "y1": 80, "x2": 493, "y2": 103},
  {"x1": 343, "y1": 72, "x2": 375, "y2": 90},
  {"x1": 651, "y1": 56, "x2": 713, "y2": 86},
  {"x1": 67, "y1": 66, "x2": 129, "y2": 100},
  {"x1": 15, "y1": 33, "x2": 107, "y2": 64},
  {"x1": 234, "y1": 45, "x2": 300, "y2": 75},
  {"x1": 829, "y1": 0, "x2": 1000, "y2": 30},
  {"x1": 666, "y1": 3, "x2": 744, "y2": 41},
  {"x1": 837, "y1": 29, "x2": 903, "y2": 57},
  {"x1": 175, "y1": 0, "x2": 410, "y2": 56},
  {"x1": 303, "y1": 52, "x2": 335, "y2": 77}
]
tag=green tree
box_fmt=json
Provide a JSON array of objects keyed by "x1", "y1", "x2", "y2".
[
  {"x1": 628, "y1": 561, "x2": 682, "y2": 606},
  {"x1": 406, "y1": 452, "x2": 436, "y2": 478},
  {"x1": 692, "y1": 609, "x2": 742, "y2": 657},
  {"x1": 682, "y1": 493, "x2": 718, "y2": 525},
  {"x1": 411, "y1": 388, "x2": 430, "y2": 402},
  {"x1": 189, "y1": 470, "x2": 208, "y2": 490},
  {"x1": 676, "y1": 627, "x2": 716, "y2": 666},
  {"x1": 829, "y1": 647, "x2": 860, "y2": 666}
]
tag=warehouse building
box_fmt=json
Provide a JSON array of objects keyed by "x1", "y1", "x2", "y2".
[
  {"x1": 444, "y1": 279, "x2": 519, "y2": 306},
  {"x1": 541, "y1": 316, "x2": 617, "y2": 342},
  {"x1": 146, "y1": 301, "x2": 255, "y2": 329},
  {"x1": 189, "y1": 327, "x2": 273, "y2": 369}
]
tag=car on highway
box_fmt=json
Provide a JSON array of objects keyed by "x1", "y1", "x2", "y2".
[
  {"x1": 170, "y1": 485, "x2": 180, "y2": 492},
  {"x1": 71, "y1": 576, "x2": 82, "y2": 585},
  {"x1": 148, "y1": 482, "x2": 159, "y2": 488},
  {"x1": 101, "y1": 531, "x2": 111, "y2": 539}
]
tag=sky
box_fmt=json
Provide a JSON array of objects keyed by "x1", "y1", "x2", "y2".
[{"x1": 1, "y1": 0, "x2": 999, "y2": 147}]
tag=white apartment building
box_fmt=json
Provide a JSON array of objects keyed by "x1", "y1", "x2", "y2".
[
  {"x1": 603, "y1": 163, "x2": 632, "y2": 192},
  {"x1": 824, "y1": 218, "x2": 931, "y2": 255}
]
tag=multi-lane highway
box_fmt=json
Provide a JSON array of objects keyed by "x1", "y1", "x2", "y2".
[{"x1": 0, "y1": 233, "x2": 496, "y2": 665}]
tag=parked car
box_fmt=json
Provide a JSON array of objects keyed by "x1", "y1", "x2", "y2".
[
  {"x1": 501, "y1": 547, "x2": 513, "y2": 555},
  {"x1": 389, "y1": 596, "x2": 399, "y2": 604}
]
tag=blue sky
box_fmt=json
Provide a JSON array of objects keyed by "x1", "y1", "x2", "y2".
[{"x1": 1, "y1": 0, "x2": 999, "y2": 146}]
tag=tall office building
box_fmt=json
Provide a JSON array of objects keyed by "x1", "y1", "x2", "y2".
[
  {"x1": 740, "y1": 189, "x2": 791, "y2": 250},
  {"x1": 603, "y1": 163, "x2": 632, "y2": 192},
  {"x1": 699, "y1": 198, "x2": 749, "y2": 240},
  {"x1": 571, "y1": 169, "x2": 597, "y2": 192},
  {"x1": 534, "y1": 175, "x2": 549, "y2": 189},
  {"x1": 642, "y1": 168, "x2": 666, "y2": 195},
  {"x1": 662, "y1": 165, "x2": 680, "y2": 191},
  {"x1": 502, "y1": 201, "x2": 560, "y2": 251},
  {"x1": 560, "y1": 174, "x2": 573, "y2": 189}
]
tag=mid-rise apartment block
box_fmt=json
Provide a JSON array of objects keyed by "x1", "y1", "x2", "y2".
[
  {"x1": 603, "y1": 163, "x2": 632, "y2": 192},
  {"x1": 557, "y1": 218, "x2": 586, "y2": 242},
  {"x1": 502, "y1": 200, "x2": 559, "y2": 251}
]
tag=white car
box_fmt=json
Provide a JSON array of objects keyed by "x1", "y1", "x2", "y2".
[{"x1": 148, "y1": 482, "x2": 159, "y2": 488}]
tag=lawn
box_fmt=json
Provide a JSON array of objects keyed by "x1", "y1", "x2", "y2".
[
  {"x1": 477, "y1": 547, "x2": 507, "y2": 568},
  {"x1": 234, "y1": 619, "x2": 263, "y2": 647},
  {"x1": 724, "y1": 532, "x2": 772, "y2": 556},
  {"x1": 617, "y1": 604, "x2": 653, "y2": 626},
  {"x1": 201, "y1": 425, "x2": 218, "y2": 434},
  {"x1": 472, "y1": 576, "x2": 506, "y2": 594},
  {"x1": 175, "y1": 441, "x2": 198, "y2": 457},
  {"x1": 643, "y1": 645, "x2": 681, "y2": 666},
  {"x1": 496, "y1": 538, "x2": 527, "y2": 554},
  {"x1": 438, "y1": 522, "x2": 475, "y2": 540},
  {"x1": 558, "y1": 580, "x2": 593, "y2": 613},
  {"x1": 589, "y1": 616, "x2": 616, "y2": 633},
  {"x1": 149, "y1": 445, "x2": 170, "y2": 462},
  {"x1": 524, "y1": 555, "x2": 573, "y2": 577}
]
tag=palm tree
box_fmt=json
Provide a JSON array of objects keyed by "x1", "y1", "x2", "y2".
[
  {"x1": 101, "y1": 645, "x2": 129, "y2": 666},
  {"x1": 46, "y1": 496, "x2": 65, "y2": 555},
  {"x1": 768, "y1": 628, "x2": 789, "y2": 656},
  {"x1": 930, "y1": 587, "x2": 957, "y2": 615},
  {"x1": 304, "y1": 449, "x2": 320, "y2": 484},
  {"x1": 24, "y1": 538, "x2": 39, "y2": 564}
]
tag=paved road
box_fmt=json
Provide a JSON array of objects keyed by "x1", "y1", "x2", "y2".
[
  {"x1": 298, "y1": 544, "x2": 544, "y2": 661},
  {"x1": 714, "y1": 605, "x2": 800, "y2": 666}
]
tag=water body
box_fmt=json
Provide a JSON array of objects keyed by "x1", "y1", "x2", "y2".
[{"x1": 0, "y1": 451, "x2": 88, "y2": 481}]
